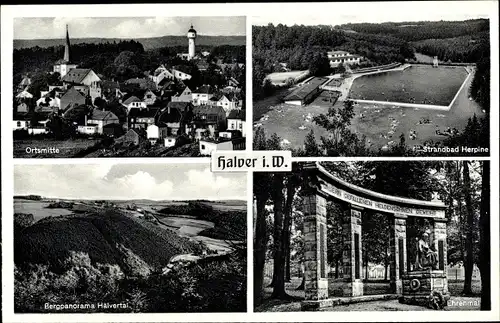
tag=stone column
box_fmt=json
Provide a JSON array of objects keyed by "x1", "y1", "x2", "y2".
[
  {"x1": 390, "y1": 213, "x2": 407, "y2": 294},
  {"x1": 433, "y1": 218, "x2": 449, "y2": 294},
  {"x1": 342, "y1": 205, "x2": 363, "y2": 297},
  {"x1": 302, "y1": 193, "x2": 329, "y2": 301}
]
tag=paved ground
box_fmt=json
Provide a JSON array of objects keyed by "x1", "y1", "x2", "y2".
[{"x1": 255, "y1": 277, "x2": 482, "y2": 312}]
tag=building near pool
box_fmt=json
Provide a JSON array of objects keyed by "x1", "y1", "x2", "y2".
[
  {"x1": 327, "y1": 50, "x2": 362, "y2": 67},
  {"x1": 283, "y1": 77, "x2": 329, "y2": 106}
]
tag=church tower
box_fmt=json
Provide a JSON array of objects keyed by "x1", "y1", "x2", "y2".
[
  {"x1": 53, "y1": 24, "x2": 77, "y2": 78},
  {"x1": 63, "y1": 24, "x2": 70, "y2": 62},
  {"x1": 187, "y1": 25, "x2": 197, "y2": 60}
]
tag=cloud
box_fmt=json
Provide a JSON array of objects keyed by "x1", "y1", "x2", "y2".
[{"x1": 14, "y1": 164, "x2": 246, "y2": 201}]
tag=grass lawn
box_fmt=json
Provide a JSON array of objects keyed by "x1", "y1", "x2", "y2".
[
  {"x1": 256, "y1": 277, "x2": 482, "y2": 312},
  {"x1": 14, "y1": 138, "x2": 100, "y2": 158}
]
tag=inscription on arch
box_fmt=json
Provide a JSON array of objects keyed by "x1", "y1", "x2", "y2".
[{"x1": 321, "y1": 182, "x2": 443, "y2": 218}]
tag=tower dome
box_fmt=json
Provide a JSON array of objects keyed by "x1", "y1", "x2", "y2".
[{"x1": 188, "y1": 25, "x2": 197, "y2": 34}]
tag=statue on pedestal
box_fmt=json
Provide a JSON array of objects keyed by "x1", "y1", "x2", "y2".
[{"x1": 414, "y1": 230, "x2": 438, "y2": 270}]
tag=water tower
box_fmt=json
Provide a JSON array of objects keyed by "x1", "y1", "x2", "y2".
[
  {"x1": 187, "y1": 25, "x2": 197, "y2": 60},
  {"x1": 433, "y1": 56, "x2": 439, "y2": 68}
]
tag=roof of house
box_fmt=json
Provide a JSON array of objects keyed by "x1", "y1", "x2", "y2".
[
  {"x1": 328, "y1": 50, "x2": 350, "y2": 55},
  {"x1": 173, "y1": 65, "x2": 192, "y2": 75},
  {"x1": 193, "y1": 105, "x2": 225, "y2": 116},
  {"x1": 283, "y1": 77, "x2": 329, "y2": 102},
  {"x1": 220, "y1": 92, "x2": 237, "y2": 101},
  {"x1": 62, "y1": 68, "x2": 92, "y2": 84},
  {"x1": 122, "y1": 96, "x2": 142, "y2": 105},
  {"x1": 158, "y1": 106, "x2": 183, "y2": 124},
  {"x1": 128, "y1": 107, "x2": 160, "y2": 119},
  {"x1": 61, "y1": 87, "x2": 86, "y2": 104},
  {"x1": 89, "y1": 109, "x2": 118, "y2": 121},
  {"x1": 193, "y1": 85, "x2": 215, "y2": 94},
  {"x1": 330, "y1": 54, "x2": 361, "y2": 60},
  {"x1": 227, "y1": 109, "x2": 246, "y2": 121}
]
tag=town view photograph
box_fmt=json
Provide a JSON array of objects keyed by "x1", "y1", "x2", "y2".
[
  {"x1": 13, "y1": 163, "x2": 247, "y2": 312},
  {"x1": 13, "y1": 16, "x2": 246, "y2": 158},
  {"x1": 252, "y1": 4, "x2": 490, "y2": 157}
]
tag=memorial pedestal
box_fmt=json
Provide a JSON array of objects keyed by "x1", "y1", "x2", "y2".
[{"x1": 399, "y1": 269, "x2": 450, "y2": 309}]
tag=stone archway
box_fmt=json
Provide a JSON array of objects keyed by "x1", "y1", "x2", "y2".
[{"x1": 300, "y1": 162, "x2": 449, "y2": 310}]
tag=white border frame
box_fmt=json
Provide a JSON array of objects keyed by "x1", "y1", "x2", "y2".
[{"x1": 2, "y1": 1, "x2": 499, "y2": 322}]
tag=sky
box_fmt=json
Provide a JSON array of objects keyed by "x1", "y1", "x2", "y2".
[
  {"x1": 252, "y1": 1, "x2": 493, "y2": 26},
  {"x1": 14, "y1": 16, "x2": 246, "y2": 39},
  {"x1": 14, "y1": 163, "x2": 247, "y2": 201}
]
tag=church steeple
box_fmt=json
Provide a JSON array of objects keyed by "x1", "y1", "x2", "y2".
[{"x1": 64, "y1": 24, "x2": 70, "y2": 62}]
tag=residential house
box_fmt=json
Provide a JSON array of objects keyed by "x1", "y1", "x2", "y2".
[
  {"x1": 143, "y1": 89, "x2": 157, "y2": 106},
  {"x1": 172, "y1": 67, "x2": 192, "y2": 81},
  {"x1": 196, "y1": 59, "x2": 209, "y2": 71},
  {"x1": 100, "y1": 80, "x2": 121, "y2": 101},
  {"x1": 13, "y1": 118, "x2": 29, "y2": 131},
  {"x1": 103, "y1": 123, "x2": 124, "y2": 137},
  {"x1": 86, "y1": 109, "x2": 119, "y2": 134},
  {"x1": 16, "y1": 89, "x2": 33, "y2": 100},
  {"x1": 216, "y1": 92, "x2": 239, "y2": 115},
  {"x1": 16, "y1": 101, "x2": 30, "y2": 114},
  {"x1": 228, "y1": 77, "x2": 240, "y2": 88},
  {"x1": 171, "y1": 86, "x2": 193, "y2": 103},
  {"x1": 157, "y1": 102, "x2": 193, "y2": 136},
  {"x1": 201, "y1": 51, "x2": 210, "y2": 57},
  {"x1": 192, "y1": 85, "x2": 215, "y2": 106},
  {"x1": 150, "y1": 65, "x2": 175, "y2": 86},
  {"x1": 226, "y1": 109, "x2": 246, "y2": 137},
  {"x1": 117, "y1": 128, "x2": 145, "y2": 146},
  {"x1": 164, "y1": 136, "x2": 177, "y2": 147},
  {"x1": 77, "y1": 125, "x2": 98, "y2": 135},
  {"x1": 199, "y1": 137, "x2": 245, "y2": 155},
  {"x1": 191, "y1": 105, "x2": 226, "y2": 138},
  {"x1": 327, "y1": 50, "x2": 362, "y2": 67},
  {"x1": 17, "y1": 75, "x2": 32, "y2": 92},
  {"x1": 128, "y1": 106, "x2": 160, "y2": 129},
  {"x1": 60, "y1": 87, "x2": 86, "y2": 112},
  {"x1": 122, "y1": 96, "x2": 147, "y2": 112},
  {"x1": 62, "y1": 68, "x2": 101, "y2": 88},
  {"x1": 36, "y1": 90, "x2": 61, "y2": 112}
]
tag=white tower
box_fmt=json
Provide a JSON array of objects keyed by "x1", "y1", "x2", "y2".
[
  {"x1": 187, "y1": 25, "x2": 197, "y2": 60},
  {"x1": 433, "y1": 56, "x2": 439, "y2": 68}
]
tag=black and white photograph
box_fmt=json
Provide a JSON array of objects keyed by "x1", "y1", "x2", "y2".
[
  {"x1": 252, "y1": 1, "x2": 491, "y2": 157},
  {"x1": 253, "y1": 161, "x2": 490, "y2": 312},
  {"x1": 13, "y1": 16, "x2": 246, "y2": 158},
  {"x1": 13, "y1": 163, "x2": 247, "y2": 312}
]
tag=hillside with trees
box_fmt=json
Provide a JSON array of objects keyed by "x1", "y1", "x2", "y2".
[{"x1": 14, "y1": 205, "x2": 247, "y2": 312}]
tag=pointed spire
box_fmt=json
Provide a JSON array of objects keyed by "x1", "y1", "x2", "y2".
[{"x1": 64, "y1": 24, "x2": 70, "y2": 62}]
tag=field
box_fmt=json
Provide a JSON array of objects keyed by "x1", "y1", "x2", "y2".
[
  {"x1": 14, "y1": 199, "x2": 73, "y2": 221},
  {"x1": 349, "y1": 65, "x2": 468, "y2": 106},
  {"x1": 266, "y1": 70, "x2": 309, "y2": 85},
  {"x1": 255, "y1": 66, "x2": 483, "y2": 153},
  {"x1": 14, "y1": 138, "x2": 100, "y2": 158}
]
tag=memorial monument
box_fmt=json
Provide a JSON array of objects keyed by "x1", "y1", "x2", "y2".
[{"x1": 300, "y1": 162, "x2": 450, "y2": 310}]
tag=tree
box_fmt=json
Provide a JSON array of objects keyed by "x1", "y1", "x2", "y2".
[
  {"x1": 303, "y1": 129, "x2": 321, "y2": 156},
  {"x1": 462, "y1": 161, "x2": 474, "y2": 295},
  {"x1": 479, "y1": 161, "x2": 490, "y2": 310},
  {"x1": 313, "y1": 100, "x2": 362, "y2": 156}
]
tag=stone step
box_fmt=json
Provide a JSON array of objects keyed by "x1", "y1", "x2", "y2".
[{"x1": 301, "y1": 294, "x2": 399, "y2": 310}]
